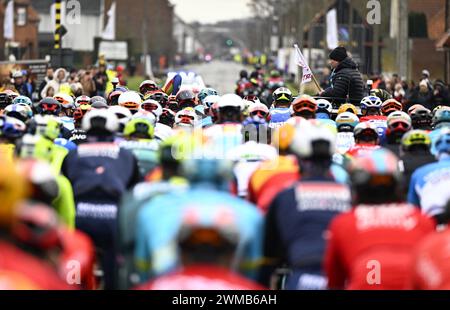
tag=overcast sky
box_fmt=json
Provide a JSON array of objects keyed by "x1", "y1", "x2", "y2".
[{"x1": 170, "y1": 0, "x2": 253, "y2": 24}]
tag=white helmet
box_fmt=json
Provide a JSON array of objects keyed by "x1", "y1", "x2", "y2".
[
  {"x1": 82, "y1": 109, "x2": 119, "y2": 133},
  {"x1": 175, "y1": 107, "x2": 199, "y2": 128},
  {"x1": 218, "y1": 94, "x2": 244, "y2": 110},
  {"x1": 316, "y1": 99, "x2": 333, "y2": 114},
  {"x1": 141, "y1": 99, "x2": 162, "y2": 119},
  {"x1": 132, "y1": 110, "x2": 157, "y2": 127},
  {"x1": 54, "y1": 93, "x2": 75, "y2": 109},
  {"x1": 203, "y1": 95, "x2": 221, "y2": 108},
  {"x1": 118, "y1": 91, "x2": 142, "y2": 111},
  {"x1": 75, "y1": 95, "x2": 91, "y2": 107},
  {"x1": 290, "y1": 121, "x2": 336, "y2": 159}
]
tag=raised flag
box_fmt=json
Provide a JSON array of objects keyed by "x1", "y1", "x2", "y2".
[{"x1": 294, "y1": 44, "x2": 312, "y2": 84}]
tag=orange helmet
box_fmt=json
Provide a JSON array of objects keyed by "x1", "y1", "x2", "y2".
[
  {"x1": 290, "y1": 95, "x2": 317, "y2": 116},
  {"x1": 381, "y1": 99, "x2": 403, "y2": 116}
]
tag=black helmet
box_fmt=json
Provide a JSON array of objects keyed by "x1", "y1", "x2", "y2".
[{"x1": 176, "y1": 90, "x2": 196, "y2": 109}]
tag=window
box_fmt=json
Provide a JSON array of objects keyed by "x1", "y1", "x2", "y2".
[{"x1": 17, "y1": 7, "x2": 27, "y2": 26}]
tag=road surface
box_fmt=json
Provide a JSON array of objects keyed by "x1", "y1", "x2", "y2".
[{"x1": 184, "y1": 60, "x2": 249, "y2": 94}]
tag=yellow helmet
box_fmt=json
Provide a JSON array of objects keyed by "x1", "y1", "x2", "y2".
[
  {"x1": 0, "y1": 157, "x2": 28, "y2": 229},
  {"x1": 338, "y1": 103, "x2": 358, "y2": 115},
  {"x1": 272, "y1": 123, "x2": 296, "y2": 152}
]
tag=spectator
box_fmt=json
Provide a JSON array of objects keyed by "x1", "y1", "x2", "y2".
[
  {"x1": 38, "y1": 67, "x2": 54, "y2": 100},
  {"x1": 421, "y1": 69, "x2": 433, "y2": 91},
  {"x1": 80, "y1": 70, "x2": 96, "y2": 97},
  {"x1": 394, "y1": 83, "x2": 406, "y2": 103},
  {"x1": 406, "y1": 80, "x2": 434, "y2": 111},
  {"x1": 12, "y1": 71, "x2": 31, "y2": 98},
  {"x1": 320, "y1": 46, "x2": 365, "y2": 105},
  {"x1": 94, "y1": 64, "x2": 108, "y2": 98},
  {"x1": 433, "y1": 80, "x2": 450, "y2": 107},
  {"x1": 41, "y1": 68, "x2": 69, "y2": 98}
]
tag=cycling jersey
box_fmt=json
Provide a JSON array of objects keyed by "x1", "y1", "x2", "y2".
[
  {"x1": 408, "y1": 156, "x2": 450, "y2": 218},
  {"x1": 119, "y1": 139, "x2": 160, "y2": 179},
  {"x1": 325, "y1": 203, "x2": 435, "y2": 290},
  {"x1": 269, "y1": 108, "x2": 291, "y2": 129},
  {"x1": 346, "y1": 144, "x2": 381, "y2": 157}
]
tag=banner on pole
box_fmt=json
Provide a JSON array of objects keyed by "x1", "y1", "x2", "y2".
[{"x1": 294, "y1": 44, "x2": 312, "y2": 84}]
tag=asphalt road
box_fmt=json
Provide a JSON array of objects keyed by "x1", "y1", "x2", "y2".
[{"x1": 184, "y1": 60, "x2": 249, "y2": 94}]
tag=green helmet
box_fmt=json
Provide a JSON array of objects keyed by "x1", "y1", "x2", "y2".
[
  {"x1": 123, "y1": 118, "x2": 155, "y2": 140},
  {"x1": 30, "y1": 115, "x2": 62, "y2": 141}
]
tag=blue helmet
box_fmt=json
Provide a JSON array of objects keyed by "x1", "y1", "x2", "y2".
[
  {"x1": 432, "y1": 108, "x2": 450, "y2": 129},
  {"x1": 13, "y1": 95, "x2": 32, "y2": 107},
  {"x1": 360, "y1": 96, "x2": 382, "y2": 115},
  {"x1": 197, "y1": 88, "x2": 219, "y2": 104},
  {"x1": 0, "y1": 116, "x2": 27, "y2": 140},
  {"x1": 435, "y1": 128, "x2": 450, "y2": 155}
]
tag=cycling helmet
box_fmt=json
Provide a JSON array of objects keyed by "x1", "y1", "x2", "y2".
[
  {"x1": 381, "y1": 99, "x2": 402, "y2": 116},
  {"x1": 175, "y1": 108, "x2": 199, "y2": 128},
  {"x1": 408, "y1": 104, "x2": 426, "y2": 115},
  {"x1": 108, "y1": 89, "x2": 125, "y2": 106},
  {"x1": 316, "y1": 99, "x2": 333, "y2": 114},
  {"x1": 248, "y1": 102, "x2": 269, "y2": 119},
  {"x1": 82, "y1": 109, "x2": 119, "y2": 134},
  {"x1": 354, "y1": 122, "x2": 379, "y2": 143},
  {"x1": 75, "y1": 95, "x2": 91, "y2": 106},
  {"x1": 54, "y1": 93, "x2": 75, "y2": 110},
  {"x1": 0, "y1": 116, "x2": 27, "y2": 141},
  {"x1": 410, "y1": 107, "x2": 432, "y2": 130},
  {"x1": 198, "y1": 88, "x2": 219, "y2": 104},
  {"x1": 350, "y1": 148, "x2": 401, "y2": 189},
  {"x1": 360, "y1": 96, "x2": 382, "y2": 115},
  {"x1": 336, "y1": 112, "x2": 360, "y2": 133},
  {"x1": 370, "y1": 88, "x2": 393, "y2": 102},
  {"x1": 435, "y1": 128, "x2": 450, "y2": 155},
  {"x1": 36, "y1": 97, "x2": 61, "y2": 115},
  {"x1": 145, "y1": 90, "x2": 169, "y2": 108},
  {"x1": 11, "y1": 202, "x2": 60, "y2": 251},
  {"x1": 118, "y1": 91, "x2": 142, "y2": 112},
  {"x1": 123, "y1": 118, "x2": 155, "y2": 140},
  {"x1": 203, "y1": 95, "x2": 221, "y2": 109},
  {"x1": 12, "y1": 96, "x2": 32, "y2": 107},
  {"x1": 176, "y1": 89, "x2": 197, "y2": 109},
  {"x1": 141, "y1": 99, "x2": 163, "y2": 119},
  {"x1": 401, "y1": 130, "x2": 431, "y2": 152},
  {"x1": 432, "y1": 108, "x2": 450, "y2": 129},
  {"x1": 4, "y1": 104, "x2": 33, "y2": 122},
  {"x1": 243, "y1": 95, "x2": 261, "y2": 104},
  {"x1": 218, "y1": 94, "x2": 245, "y2": 110},
  {"x1": 290, "y1": 95, "x2": 317, "y2": 118},
  {"x1": 73, "y1": 104, "x2": 92, "y2": 122},
  {"x1": 387, "y1": 111, "x2": 412, "y2": 133},
  {"x1": 167, "y1": 95, "x2": 179, "y2": 112},
  {"x1": 132, "y1": 110, "x2": 157, "y2": 127},
  {"x1": 272, "y1": 123, "x2": 296, "y2": 152},
  {"x1": 290, "y1": 121, "x2": 336, "y2": 159},
  {"x1": 29, "y1": 115, "x2": 61, "y2": 141},
  {"x1": 273, "y1": 87, "x2": 292, "y2": 106},
  {"x1": 338, "y1": 103, "x2": 358, "y2": 115},
  {"x1": 139, "y1": 80, "x2": 159, "y2": 95},
  {"x1": 159, "y1": 108, "x2": 176, "y2": 127}
]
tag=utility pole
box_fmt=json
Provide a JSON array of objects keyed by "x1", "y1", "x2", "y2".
[
  {"x1": 348, "y1": 0, "x2": 353, "y2": 54},
  {"x1": 397, "y1": 0, "x2": 409, "y2": 80},
  {"x1": 372, "y1": 23, "x2": 380, "y2": 74}
]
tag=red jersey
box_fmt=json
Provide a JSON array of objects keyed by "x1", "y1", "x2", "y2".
[
  {"x1": 247, "y1": 155, "x2": 300, "y2": 213},
  {"x1": 410, "y1": 229, "x2": 450, "y2": 290},
  {"x1": 359, "y1": 115, "x2": 387, "y2": 123},
  {"x1": 135, "y1": 265, "x2": 266, "y2": 290},
  {"x1": 0, "y1": 241, "x2": 73, "y2": 290},
  {"x1": 324, "y1": 204, "x2": 435, "y2": 290},
  {"x1": 346, "y1": 144, "x2": 380, "y2": 157}
]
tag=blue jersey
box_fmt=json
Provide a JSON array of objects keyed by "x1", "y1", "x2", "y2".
[
  {"x1": 269, "y1": 108, "x2": 291, "y2": 128},
  {"x1": 429, "y1": 128, "x2": 448, "y2": 156},
  {"x1": 408, "y1": 157, "x2": 450, "y2": 217},
  {"x1": 264, "y1": 179, "x2": 351, "y2": 271},
  {"x1": 134, "y1": 188, "x2": 264, "y2": 281}
]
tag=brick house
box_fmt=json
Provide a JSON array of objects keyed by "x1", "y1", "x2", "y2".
[{"x1": 0, "y1": 0, "x2": 40, "y2": 60}]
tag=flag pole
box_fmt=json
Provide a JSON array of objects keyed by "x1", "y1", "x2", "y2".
[{"x1": 312, "y1": 74, "x2": 323, "y2": 93}]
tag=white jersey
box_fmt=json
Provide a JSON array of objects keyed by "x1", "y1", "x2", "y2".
[
  {"x1": 336, "y1": 132, "x2": 355, "y2": 154},
  {"x1": 227, "y1": 141, "x2": 278, "y2": 198}
]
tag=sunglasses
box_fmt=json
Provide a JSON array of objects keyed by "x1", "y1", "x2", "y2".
[
  {"x1": 179, "y1": 100, "x2": 196, "y2": 109},
  {"x1": 293, "y1": 102, "x2": 316, "y2": 113},
  {"x1": 141, "y1": 103, "x2": 159, "y2": 112},
  {"x1": 251, "y1": 110, "x2": 267, "y2": 117},
  {"x1": 42, "y1": 103, "x2": 60, "y2": 111},
  {"x1": 390, "y1": 121, "x2": 410, "y2": 131}
]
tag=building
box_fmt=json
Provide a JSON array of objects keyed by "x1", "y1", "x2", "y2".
[
  {"x1": 105, "y1": 0, "x2": 175, "y2": 72},
  {"x1": 33, "y1": 0, "x2": 103, "y2": 65},
  {"x1": 0, "y1": 0, "x2": 40, "y2": 60}
]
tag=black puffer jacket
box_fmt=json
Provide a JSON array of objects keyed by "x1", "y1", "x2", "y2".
[{"x1": 321, "y1": 57, "x2": 365, "y2": 104}]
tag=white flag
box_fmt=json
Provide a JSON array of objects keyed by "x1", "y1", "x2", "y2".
[
  {"x1": 102, "y1": 2, "x2": 116, "y2": 40},
  {"x1": 294, "y1": 44, "x2": 312, "y2": 84},
  {"x1": 326, "y1": 9, "x2": 339, "y2": 49},
  {"x1": 4, "y1": 1, "x2": 14, "y2": 40}
]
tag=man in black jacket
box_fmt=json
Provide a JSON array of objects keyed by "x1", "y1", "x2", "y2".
[{"x1": 320, "y1": 46, "x2": 365, "y2": 105}]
